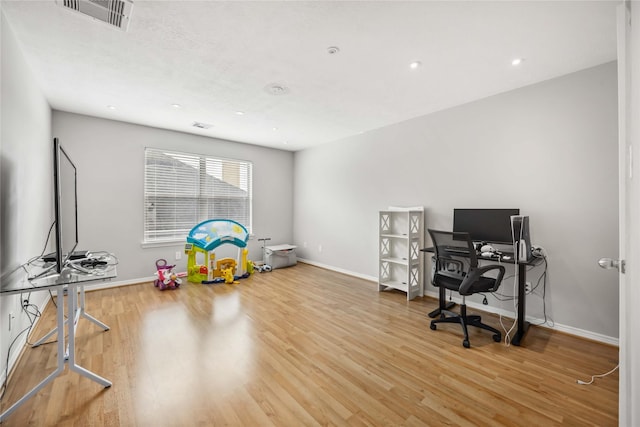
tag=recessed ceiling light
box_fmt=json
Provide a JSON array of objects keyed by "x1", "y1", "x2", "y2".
[
  {"x1": 171, "y1": 104, "x2": 182, "y2": 108},
  {"x1": 327, "y1": 46, "x2": 340, "y2": 55},
  {"x1": 410, "y1": 61, "x2": 422, "y2": 69},
  {"x1": 511, "y1": 58, "x2": 524, "y2": 66},
  {"x1": 272, "y1": 127, "x2": 278, "y2": 131},
  {"x1": 235, "y1": 111, "x2": 244, "y2": 115},
  {"x1": 283, "y1": 141, "x2": 289, "y2": 145},
  {"x1": 107, "y1": 105, "x2": 116, "y2": 110}
]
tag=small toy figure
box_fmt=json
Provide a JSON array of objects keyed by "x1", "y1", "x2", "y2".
[
  {"x1": 154, "y1": 259, "x2": 182, "y2": 290},
  {"x1": 221, "y1": 267, "x2": 238, "y2": 284}
]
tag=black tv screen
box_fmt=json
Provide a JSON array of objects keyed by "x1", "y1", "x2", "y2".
[
  {"x1": 53, "y1": 138, "x2": 79, "y2": 273},
  {"x1": 453, "y1": 208, "x2": 520, "y2": 244}
]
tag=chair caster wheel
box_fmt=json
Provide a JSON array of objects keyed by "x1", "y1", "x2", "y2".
[
  {"x1": 463, "y1": 340, "x2": 470, "y2": 348},
  {"x1": 430, "y1": 323, "x2": 437, "y2": 330},
  {"x1": 493, "y1": 334, "x2": 501, "y2": 342}
]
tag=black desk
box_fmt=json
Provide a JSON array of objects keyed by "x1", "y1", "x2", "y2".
[{"x1": 420, "y1": 247, "x2": 541, "y2": 346}]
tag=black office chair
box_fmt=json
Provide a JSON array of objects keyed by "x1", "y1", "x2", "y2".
[{"x1": 428, "y1": 229, "x2": 506, "y2": 348}]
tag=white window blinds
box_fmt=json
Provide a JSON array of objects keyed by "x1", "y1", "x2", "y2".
[{"x1": 144, "y1": 148, "x2": 252, "y2": 243}]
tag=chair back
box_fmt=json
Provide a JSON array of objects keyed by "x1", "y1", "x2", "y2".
[{"x1": 428, "y1": 229, "x2": 478, "y2": 268}]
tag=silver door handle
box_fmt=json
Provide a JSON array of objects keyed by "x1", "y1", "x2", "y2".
[{"x1": 598, "y1": 258, "x2": 626, "y2": 273}]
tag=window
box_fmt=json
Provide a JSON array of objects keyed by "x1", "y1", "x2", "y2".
[{"x1": 144, "y1": 148, "x2": 252, "y2": 243}]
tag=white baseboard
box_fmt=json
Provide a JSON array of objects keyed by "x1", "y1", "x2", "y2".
[
  {"x1": 83, "y1": 276, "x2": 156, "y2": 292},
  {"x1": 297, "y1": 259, "x2": 378, "y2": 282}
]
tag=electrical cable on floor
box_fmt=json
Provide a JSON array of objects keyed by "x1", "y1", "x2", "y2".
[
  {"x1": 22, "y1": 302, "x2": 43, "y2": 346},
  {"x1": 0, "y1": 302, "x2": 40, "y2": 401},
  {"x1": 499, "y1": 277, "x2": 518, "y2": 347},
  {"x1": 500, "y1": 235, "x2": 532, "y2": 347},
  {"x1": 0, "y1": 222, "x2": 54, "y2": 399},
  {"x1": 0, "y1": 327, "x2": 30, "y2": 400},
  {"x1": 577, "y1": 364, "x2": 619, "y2": 385},
  {"x1": 529, "y1": 254, "x2": 553, "y2": 327},
  {"x1": 489, "y1": 291, "x2": 517, "y2": 302},
  {"x1": 501, "y1": 248, "x2": 552, "y2": 334}
]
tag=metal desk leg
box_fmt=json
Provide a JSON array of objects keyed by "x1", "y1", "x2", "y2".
[
  {"x1": 66, "y1": 283, "x2": 112, "y2": 387},
  {"x1": 0, "y1": 284, "x2": 111, "y2": 423},
  {"x1": 511, "y1": 263, "x2": 530, "y2": 346},
  {"x1": 32, "y1": 284, "x2": 109, "y2": 358},
  {"x1": 31, "y1": 317, "x2": 68, "y2": 347},
  {"x1": 78, "y1": 284, "x2": 110, "y2": 331},
  {"x1": 0, "y1": 287, "x2": 66, "y2": 423}
]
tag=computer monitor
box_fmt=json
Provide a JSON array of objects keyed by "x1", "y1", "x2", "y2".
[
  {"x1": 453, "y1": 208, "x2": 520, "y2": 244},
  {"x1": 53, "y1": 137, "x2": 79, "y2": 273}
]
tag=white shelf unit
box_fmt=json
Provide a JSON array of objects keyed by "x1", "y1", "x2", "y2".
[{"x1": 378, "y1": 208, "x2": 424, "y2": 300}]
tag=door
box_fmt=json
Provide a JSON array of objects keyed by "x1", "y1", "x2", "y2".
[{"x1": 616, "y1": 3, "x2": 640, "y2": 425}]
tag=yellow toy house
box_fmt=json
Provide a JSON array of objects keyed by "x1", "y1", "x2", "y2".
[{"x1": 184, "y1": 219, "x2": 250, "y2": 284}]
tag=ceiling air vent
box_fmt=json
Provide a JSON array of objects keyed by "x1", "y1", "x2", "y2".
[{"x1": 59, "y1": 0, "x2": 133, "y2": 31}]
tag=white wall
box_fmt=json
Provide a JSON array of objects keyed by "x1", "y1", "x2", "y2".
[
  {"x1": 293, "y1": 62, "x2": 620, "y2": 340},
  {"x1": 52, "y1": 112, "x2": 294, "y2": 282},
  {"x1": 0, "y1": 10, "x2": 53, "y2": 386}
]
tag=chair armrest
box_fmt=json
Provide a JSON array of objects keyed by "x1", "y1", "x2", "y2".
[{"x1": 459, "y1": 264, "x2": 506, "y2": 294}]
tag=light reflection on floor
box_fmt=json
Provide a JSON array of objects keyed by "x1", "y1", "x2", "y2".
[{"x1": 135, "y1": 289, "x2": 254, "y2": 424}]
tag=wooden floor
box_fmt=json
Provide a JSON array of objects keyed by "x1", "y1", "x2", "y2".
[{"x1": 1, "y1": 263, "x2": 618, "y2": 426}]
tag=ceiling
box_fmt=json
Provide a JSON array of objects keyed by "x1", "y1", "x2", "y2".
[{"x1": 2, "y1": 0, "x2": 618, "y2": 152}]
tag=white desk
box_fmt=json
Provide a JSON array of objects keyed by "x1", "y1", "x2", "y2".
[
  {"x1": 0, "y1": 261, "x2": 116, "y2": 423},
  {"x1": 32, "y1": 283, "x2": 110, "y2": 356}
]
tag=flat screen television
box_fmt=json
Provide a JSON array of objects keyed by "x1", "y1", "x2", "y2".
[
  {"x1": 453, "y1": 208, "x2": 520, "y2": 245},
  {"x1": 53, "y1": 137, "x2": 79, "y2": 273}
]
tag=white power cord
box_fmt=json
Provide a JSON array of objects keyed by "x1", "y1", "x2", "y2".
[
  {"x1": 500, "y1": 233, "x2": 522, "y2": 347},
  {"x1": 576, "y1": 364, "x2": 619, "y2": 385},
  {"x1": 499, "y1": 272, "x2": 518, "y2": 346}
]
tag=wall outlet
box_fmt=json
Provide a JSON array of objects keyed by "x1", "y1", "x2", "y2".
[
  {"x1": 525, "y1": 281, "x2": 532, "y2": 293},
  {"x1": 175, "y1": 251, "x2": 182, "y2": 260}
]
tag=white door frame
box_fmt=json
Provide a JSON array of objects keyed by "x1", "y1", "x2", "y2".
[{"x1": 617, "y1": 2, "x2": 639, "y2": 425}]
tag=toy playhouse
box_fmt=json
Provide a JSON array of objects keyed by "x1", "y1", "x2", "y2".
[{"x1": 184, "y1": 219, "x2": 250, "y2": 283}]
